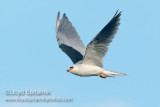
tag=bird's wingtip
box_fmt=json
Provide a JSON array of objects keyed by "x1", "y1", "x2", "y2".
[
  {"x1": 56, "y1": 11, "x2": 61, "y2": 32},
  {"x1": 114, "y1": 10, "x2": 119, "y2": 17},
  {"x1": 63, "y1": 13, "x2": 66, "y2": 18},
  {"x1": 114, "y1": 9, "x2": 122, "y2": 17},
  {"x1": 57, "y1": 11, "x2": 60, "y2": 20}
]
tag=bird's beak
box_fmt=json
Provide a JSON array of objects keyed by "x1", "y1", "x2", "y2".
[{"x1": 67, "y1": 68, "x2": 70, "y2": 72}]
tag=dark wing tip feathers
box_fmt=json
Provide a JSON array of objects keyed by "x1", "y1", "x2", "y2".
[
  {"x1": 112, "y1": 10, "x2": 121, "y2": 22},
  {"x1": 88, "y1": 10, "x2": 121, "y2": 45},
  {"x1": 110, "y1": 10, "x2": 121, "y2": 30},
  {"x1": 113, "y1": 9, "x2": 119, "y2": 17},
  {"x1": 113, "y1": 10, "x2": 122, "y2": 17},
  {"x1": 112, "y1": 10, "x2": 121, "y2": 25},
  {"x1": 101, "y1": 10, "x2": 121, "y2": 35}
]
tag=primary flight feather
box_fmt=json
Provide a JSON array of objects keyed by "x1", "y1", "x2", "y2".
[{"x1": 56, "y1": 10, "x2": 126, "y2": 78}]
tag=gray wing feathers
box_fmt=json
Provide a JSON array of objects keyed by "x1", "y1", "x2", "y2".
[
  {"x1": 56, "y1": 12, "x2": 86, "y2": 64},
  {"x1": 82, "y1": 10, "x2": 121, "y2": 67}
]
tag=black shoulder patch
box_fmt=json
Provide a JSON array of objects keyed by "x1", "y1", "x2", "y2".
[{"x1": 59, "y1": 44, "x2": 83, "y2": 64}]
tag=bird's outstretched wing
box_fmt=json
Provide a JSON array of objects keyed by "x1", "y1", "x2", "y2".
[
  {"x1": 82, "y1": 10, "x2": 121, "y2": 67},
  {"x1": 56, "y1": 12, "x2": 86, "y2": 64}
]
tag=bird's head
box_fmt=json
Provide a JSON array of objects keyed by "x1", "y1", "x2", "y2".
[
  {"x1": 67, "y1": 65, "x2": 80, "y2": 74},
  {"x1": 67, "y1": 66, "x2": 74, "y2": 72}
]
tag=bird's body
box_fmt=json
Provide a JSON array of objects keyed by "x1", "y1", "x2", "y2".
[
  {"x1": 69, "y1": 64, "x2": 125, "y2": 78},
  {"x1": 55, "y1": 10, "x2": 126, "y2": 78},
  {"x1": 69, "y1": 64, "x2": 103, "y2": 76}
]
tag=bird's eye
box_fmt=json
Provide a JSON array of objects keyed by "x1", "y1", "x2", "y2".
[{"x1": 69, "y1": 66, "x2": 74, "y2": 70}]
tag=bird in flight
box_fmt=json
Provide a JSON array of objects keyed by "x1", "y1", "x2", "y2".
[{"x1": 56, "y1": 10, "x2": 126, "y2": 78}]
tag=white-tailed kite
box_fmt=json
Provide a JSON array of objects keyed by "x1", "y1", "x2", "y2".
[{"x1": 56, "y1": 10, "x2": 126, "y2": 78}]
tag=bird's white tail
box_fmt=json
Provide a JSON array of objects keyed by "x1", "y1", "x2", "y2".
[{"x1": 103, "y1": 70, "x2": 127, "y2": 77}]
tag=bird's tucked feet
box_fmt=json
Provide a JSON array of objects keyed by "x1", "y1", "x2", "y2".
[{"x1": 99, "y1": 73, "x2": 107, "y2": 78}]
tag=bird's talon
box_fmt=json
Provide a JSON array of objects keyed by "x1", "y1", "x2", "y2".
[{"x1": 99, "y1": 73, "x2": 107, "y2": 78}]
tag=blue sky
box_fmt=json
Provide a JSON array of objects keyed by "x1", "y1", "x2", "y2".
[{"x1": 0, "y1": 0, "x2": 160, "y2": 107}]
